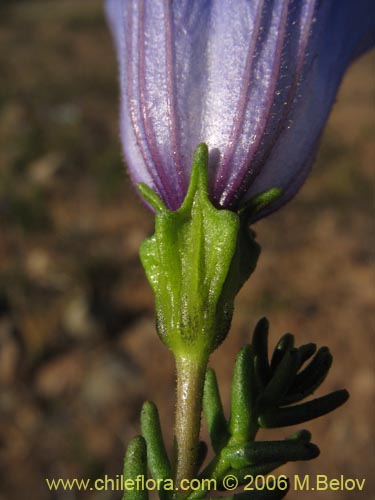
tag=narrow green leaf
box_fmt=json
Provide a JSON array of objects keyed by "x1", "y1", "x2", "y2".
[
  {"x1": 188, "y1": 490, "x2": 215, "y2": 500},
  {"x1": 297, "y1": 343, "x2": 317, "y2": 368},
  {"x1": 203, "y1": 369, "x2": 229, "y2": 453},
  {"x1": 141, "y1": 401, "x2": 171, "y2": 485},
  {"x1": 252, "y1": 317, "x2": 271, "y2": 388},
  {"x1": 281, "y1": 348, "x2": 333, "y2": 405},
  {"x1": 219, "y1": 461, "x2": 286, "y2": 488},
  {"x1": 293, "y1": 347, "x2": 332, "y2": 389},
  {"x1": 258, "y1": 349, "x2": 300, "y2": 411},
  {"x1": 123, "y1": 436, "x2": 148, "y2": 500},
  {"x1": 287, "y1": 430, "x2": 311, "y2": 444},
  {"x1": 270, "y1": 334, "x2": 294, "y2": 371},
  {"x1": 259, "y1": 389, "x2": 349, "y2": 428},
  {"x1": 229, "y1": 346, "x2": 257, "y2": 443},
  {"x1": 222, "y1": 440, "x2": 319, "y2": 472}
]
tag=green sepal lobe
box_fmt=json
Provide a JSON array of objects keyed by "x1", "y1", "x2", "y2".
[{"x1": 139, "y1": 143, "x2": 260, "y2": 357}]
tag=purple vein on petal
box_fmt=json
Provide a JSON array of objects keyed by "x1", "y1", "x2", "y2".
[
  {"x1": 138, "y1": 0, "x2": 180, "y2": 208},
  {"x1": 126, "y1": 1, "x2": 163, "y2": 197},
  {"x1": 273, "y1": 0, "x2": 318, "y2": 137},
  {"x1": 214, "y1": 0, "x2": 265, "y2": 198},
  {"x1": 296, "y1": 0, "x2": 318, "y2": 71},
  {"x1": 138, "y1": 0, "x2": 179, "y2": 208},
  {"x1": 127, "y1": 0, "x2": 176, "y2": 209},
  {"x1": 220, "y1": 0, "x2": 291, "y2": 208},
  {"x1": 164, "y1": 0, "x2": 186, "y2": 205},
  {"x1": 248, "y1": 0, "x2": 318, "y2": 194}
]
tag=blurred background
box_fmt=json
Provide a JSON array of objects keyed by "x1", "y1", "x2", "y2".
[{"x1": 0, "y1": 1, "x2": 373, "y2": 499}]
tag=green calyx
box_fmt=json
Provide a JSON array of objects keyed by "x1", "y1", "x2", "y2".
[{"x1": 139, "y1": 143, "x2": 260, "y2": 356}]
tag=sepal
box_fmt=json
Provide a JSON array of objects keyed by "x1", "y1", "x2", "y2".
[{"x1": 139, "y1": 143, "x2": 260, "y2": 356}]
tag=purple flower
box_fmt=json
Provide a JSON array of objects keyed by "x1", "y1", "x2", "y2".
[{"x1": 106, "y1": 0, "x2": 374, "y2": 219}]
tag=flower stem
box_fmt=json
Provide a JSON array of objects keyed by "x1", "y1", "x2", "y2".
[{"x1": 174, "y1": 353, "x2": 208, "y2": 488}]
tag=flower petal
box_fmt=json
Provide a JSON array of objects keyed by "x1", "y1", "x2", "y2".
[{"x1": 106, "y1": 0, "x2": 375, "y2": 216}]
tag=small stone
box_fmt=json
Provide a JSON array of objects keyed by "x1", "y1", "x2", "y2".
[
  {"x1": 63, "y1": 293, "x2": 99, "y2": 340},
  {"x1": 25, "y1": 249, "x2": 51, "y2": 280},
  {"x1": 81, "y1": 350, "x2": 141, "y2": 410},
  {"x1": 28, "y1": 152, "x2": 64, "y2": 186},
  {"x1": 34, "y1": 351, "x2": 86, "y2": 398}
]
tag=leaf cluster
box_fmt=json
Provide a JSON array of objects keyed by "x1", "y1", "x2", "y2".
[{"x1": 121, "y1": 319, "x2": 348, "y2": 500}]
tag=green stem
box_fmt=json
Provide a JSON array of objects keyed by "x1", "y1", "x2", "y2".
[{"x1": 174, "y1": 353, "x2": 208, "y2": 488}]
